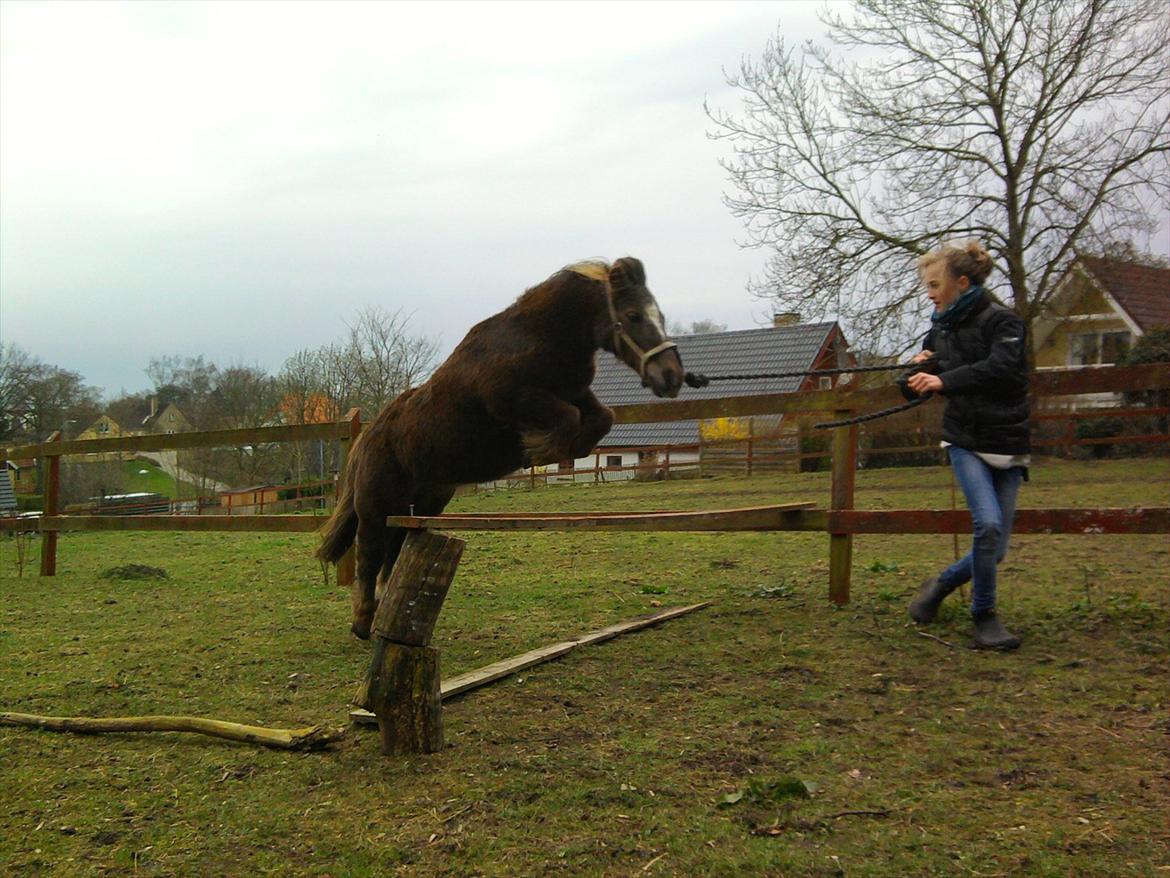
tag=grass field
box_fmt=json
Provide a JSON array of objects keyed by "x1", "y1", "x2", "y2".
[
  {"x1": 117, "y1": 460, "x2": 181, "y2": 497},
  {"x1": 2, "y1": 458, "x2": 1167, "y2": 876}
]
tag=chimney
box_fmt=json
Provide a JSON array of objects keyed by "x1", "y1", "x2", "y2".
[
  {"x1": 772, "y1": 311, "x2": 801, "y2": 327},
  {"x1": 150, "y1": 396, "x2": 158, "y2": 419}
]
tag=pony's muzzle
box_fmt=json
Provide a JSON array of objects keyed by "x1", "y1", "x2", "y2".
[{"x1": 643, "y1": 347, "x2": 684, "y2": 398}]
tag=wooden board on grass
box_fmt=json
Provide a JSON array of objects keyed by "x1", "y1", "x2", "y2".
[{"x1": 350, "y1": 601, "x2": 712, "y2": 726}]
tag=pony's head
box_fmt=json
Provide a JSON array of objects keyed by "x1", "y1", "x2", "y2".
[{"x1": 598, "y1": 257, "x2": 684, "y2": 399}]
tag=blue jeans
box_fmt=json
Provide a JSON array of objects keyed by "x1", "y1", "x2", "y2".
[{"x1": 938, "y1": 446, "x2": 1024, "y2": 615}]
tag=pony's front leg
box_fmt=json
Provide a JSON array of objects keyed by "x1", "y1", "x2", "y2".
[
  {"x1": 568, "y1": 390, "x2": 614, "y2": 458},
  {"x1": 513, "y1": 389, "x2": 582, "y2": 466}
]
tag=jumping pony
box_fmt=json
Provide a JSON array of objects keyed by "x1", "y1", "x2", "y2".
[{"x1": 317, "y1": 257, "x2": 686, "y2": 639}]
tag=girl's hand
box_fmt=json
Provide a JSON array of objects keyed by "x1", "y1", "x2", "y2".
[
  {"x1": 907, "y1": 372, "x2": 943, "y2": 394},
  {"x1": 912, "y1": 350, "x2": 934, "y2": 364}
]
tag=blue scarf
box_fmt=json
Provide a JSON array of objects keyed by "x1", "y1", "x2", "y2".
[{"x1": 931, "y1": 285, "x2": 985, "y2": 330}]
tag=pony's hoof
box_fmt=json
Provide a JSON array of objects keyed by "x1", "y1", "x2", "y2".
[{"x1": 350, "y1": 622, "x2": 371, "y2": 641}]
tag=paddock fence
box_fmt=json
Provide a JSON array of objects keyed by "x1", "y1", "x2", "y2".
[{"x1": 2, "y1": 365, "x2": 1167, "y2": 603}]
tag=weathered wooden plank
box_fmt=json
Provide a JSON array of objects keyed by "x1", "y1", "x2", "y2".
[
  {"x1": 386, "y1": 503, "x2": 816, "y2": 532},
  {"x1": 0, "y1": 508, "x2": 830, "y2": 534},
  {"x1": 40, "y1": 432, "x2": 61, "y2": 576},
  {"x1": 1031, "y1": 363, "x2": 1170, "y2": 396},
  {"x1": 827, "y1": 507, "x2": 1170, "y2": 534},
  {"x1": 350, "y1": 602, "x2": 713, "y2": 725},
  {"x1": 29, "y1": 515, "x2": 327, "y2": 533},
  {"x1": 335, "y1": 409, "x2": 362, "y2": 587},
  {"x1": 828, "y1": 411, "x2": 857, "y2": 604},
  {"x1": 3, "y1": 420, "x2": 355, "y2": 460}
]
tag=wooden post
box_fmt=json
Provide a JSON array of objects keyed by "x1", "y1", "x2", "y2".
[
  {"x1": 39, "y1": 431, "x2": 62, "y2": 577},
  {"x1": 336, "y1": 408, "x2": 361, "y2": 587},
  {"x1": 353, "y1": 529, "x2": 465, "y2": 756},
  {"x1": 828, "y1": 411, "x2": 858, "y2": 605},
  {"x1": 664, "y1": 445, "x2": 671, "y2": 479}
]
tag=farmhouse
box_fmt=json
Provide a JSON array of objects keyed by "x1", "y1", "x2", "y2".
[
  {"x1": 1033, "y1": 255, "x2": 1169, "y2": 368},
  {"x1": 142, "y1": 400, "x2": 194, "y2": 434},
  {"x1": 3, "y1": 458, "x2": 38, "y2": 495},
  {"x1": 562, "y1": 316, "x2": 853, "y2": 481}
]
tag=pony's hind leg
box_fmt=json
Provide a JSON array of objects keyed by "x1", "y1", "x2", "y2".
[{"x1": 352, "y1": 519, "x2": 389, "y2": 640}]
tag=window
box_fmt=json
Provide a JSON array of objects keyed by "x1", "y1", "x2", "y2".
[
  {"x1": 97, "y1": 421, "x2": 109, "y2": 434},
  {"x1": 1069, "y1": 331, "x2": 1131, "y2": 366},
  {"x1": 606, "y1": 455, "x2": 623, "y2": 469},
  {"x1": 819, "y1": 376, "x2": 833, "y2": 390}
]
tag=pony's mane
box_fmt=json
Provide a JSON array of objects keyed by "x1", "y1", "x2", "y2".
[{"x1": 564, "y1": 260, "x2": 611, "y2": 287}]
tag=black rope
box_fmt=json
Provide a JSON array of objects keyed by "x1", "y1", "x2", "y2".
[
  {"x1": 812, "y1": 394, "x2": 931, "y2": 430},
  {"x1": 683, "y1": 358, "x2": 933, "y2": 388}
]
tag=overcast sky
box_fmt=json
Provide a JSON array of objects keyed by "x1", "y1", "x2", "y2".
[{"x1": 1, "y1": 0, "x2": 831, "y2": 397}]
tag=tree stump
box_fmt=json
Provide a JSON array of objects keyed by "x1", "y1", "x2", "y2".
[{"x1": 353, "y1": 529, "x2": 464, "y2": 756}]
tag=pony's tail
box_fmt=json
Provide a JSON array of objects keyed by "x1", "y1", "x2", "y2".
[{"x1": 317, "y1": 458, "x2": 359, "y2": 564}]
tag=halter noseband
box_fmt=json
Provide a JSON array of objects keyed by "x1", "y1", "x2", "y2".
[{"x1": 605, "y1": 284, "x2": 678, "y2": 378}]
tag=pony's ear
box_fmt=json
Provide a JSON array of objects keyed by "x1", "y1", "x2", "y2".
[{"x1": 609, "y1": 257, "x2": 646, "y2": 291}]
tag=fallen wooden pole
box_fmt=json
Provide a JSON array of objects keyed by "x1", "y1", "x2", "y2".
[
  {"x1": 350, "y1": 601, "x2": 713, "y2": 726},
  {"x1": 0, "y1": 712, "x2": 346, "y2": 751}
]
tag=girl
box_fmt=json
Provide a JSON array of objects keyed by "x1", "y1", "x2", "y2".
[{"x1": 905, "y1": 242, "x2": 1030, "y2": 649}]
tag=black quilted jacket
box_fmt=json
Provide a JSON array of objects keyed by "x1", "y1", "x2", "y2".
[{"x1": 921, "y1": 292, "x2": 1031, "y2": 455}]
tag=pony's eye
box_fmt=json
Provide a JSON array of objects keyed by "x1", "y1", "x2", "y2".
[{"x1": 626, "y1": 311, "x2": 643, "y2": 323}]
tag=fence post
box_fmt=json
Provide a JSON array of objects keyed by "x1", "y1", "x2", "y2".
[
  {"x1": 828, "y1": 412, "x2": 858, "y2": 604},
  {"x1": 664, "y1": 445, "x2": 671, "y2": 479},
  {"x1": 39, "y1": 431, "x2": 61, "y2": 577},
  {"x1": 337, "y1": 408, "x2": 362, "y2": 587}
]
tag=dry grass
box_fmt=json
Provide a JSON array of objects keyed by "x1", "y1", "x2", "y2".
[{"x1": 1, "y1": 457, "x2": 1167, "y2": 876}]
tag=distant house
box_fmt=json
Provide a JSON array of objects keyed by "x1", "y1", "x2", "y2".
[
  {"x1": 143, "y1": 401, "x2": 193, "y2": 435},
  {"x1": 4, "y1": 459, "x2": 38, "y2": 495},
  {"x1": 1033, "y1": 255, "x2": 1169, "y2": 407},
  {"x1": 554, "y1": 317, "x2": 853, "y2": 481},
  {"x1": 1034, "y1": 255, "x2": 1169, "y2": 368},
  {"x1": 76, "y1": 414, "x2": 136, "y2": 443}
]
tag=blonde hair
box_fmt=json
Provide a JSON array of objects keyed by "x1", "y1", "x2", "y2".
[
  {"x1": 918, "y1": 241, "x2": 994, "y2": 285},
  {"x1": 564, "y1": 260, "x2": 611, "y2": 285}
]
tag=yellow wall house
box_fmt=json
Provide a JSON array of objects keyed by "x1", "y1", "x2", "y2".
[
  {"x1": 76, "y1": 415, "x2": 138, "y2": 460},
  {"x1": 1034, "y1": 255, "x2": 1169, "y2": 371}
]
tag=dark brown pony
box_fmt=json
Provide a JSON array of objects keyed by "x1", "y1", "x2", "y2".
[{"x1": 317, "y1": 257, "x2": 685, "y2": 638}]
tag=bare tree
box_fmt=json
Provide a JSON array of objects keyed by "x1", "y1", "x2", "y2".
[
  {"x1": 201, "y1": 365, "x2": 283, "y2": 487},
  {"x1": 345, "y1": 306, "x2": 438, "y2": 411},
  {"x1": 278, "y1": 307, "x2": 438, "y2": 424},
  {"x1": 0, "y1": 344, "x2": 42, "y2": 440},
  {"x1": 708, "y1": 0, "x2": 1169, "y2": 354},
  {"x1": 670, "y1": 319, "x2": 729, "y2": 336},
  {"x1": 0, "y1": 344, "x2": 101, "y2": 442}
]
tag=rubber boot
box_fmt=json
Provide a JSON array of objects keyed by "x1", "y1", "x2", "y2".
[
  {"x1": 908, "y1": 576, "x2": 951, "y2": 624},
  {"x1": 971, "y1": 610, "x2": 1021, "y2": 650}
]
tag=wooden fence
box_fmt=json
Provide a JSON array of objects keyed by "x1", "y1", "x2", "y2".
[{"x1": 2, "y1": 365, "x2": 1168, "y2": 603}]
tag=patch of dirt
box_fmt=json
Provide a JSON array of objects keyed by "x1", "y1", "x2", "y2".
[{"x1": 99, "y1": 564, "x2": 168, "y2": 580}]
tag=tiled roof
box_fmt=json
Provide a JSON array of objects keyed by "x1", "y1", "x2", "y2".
[
  {"x1": 1080, "y1": 256, "x2": 1170, "y2": 332},
  {"x1": 591, "y1": 322, "x2": 839, "y2": 447}
]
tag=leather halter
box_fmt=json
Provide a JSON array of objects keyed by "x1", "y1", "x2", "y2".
[{"x1": 605, "y1": 284, "x2": 678, "y2": 378}]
